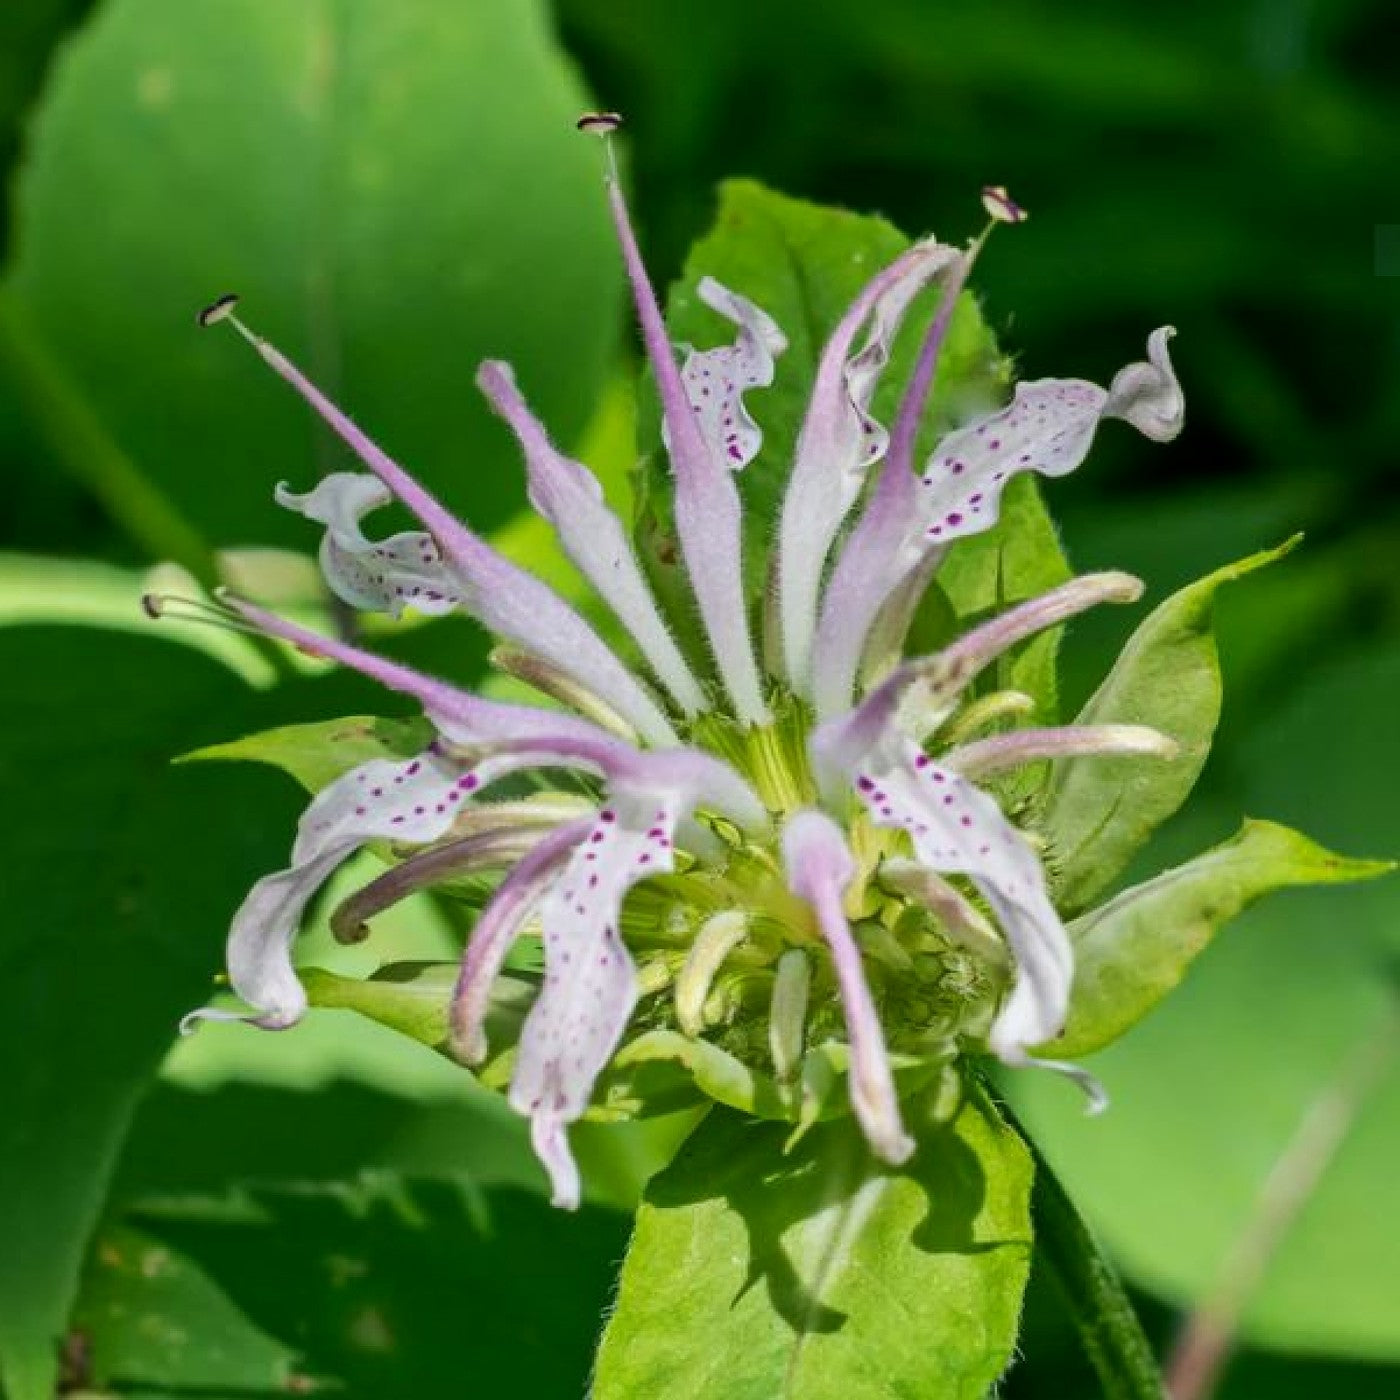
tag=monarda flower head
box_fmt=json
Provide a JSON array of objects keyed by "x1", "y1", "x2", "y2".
[{"x1": 165, "y1": 114, "x2": 1187, "y2": 1209}]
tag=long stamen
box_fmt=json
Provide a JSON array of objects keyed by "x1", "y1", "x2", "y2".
[
  {"x1": 579, "y1": 114, "x2": 769, "y2": 725},
  {"x1": 198, "y1": 294, "x2": 679, "y2": 749},
  {"x1": 142, "y1": 590, "x2": 281, "y2": 643},
  {"x1": 943, "y1": 724, "x2": 1179, "y2": 780},
  {"x1": 330, "y1": 828, "x2": 552, "y2": 944}
]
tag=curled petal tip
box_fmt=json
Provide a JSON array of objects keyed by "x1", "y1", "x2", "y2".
[
  {"x1": 1106, "y1": 326, "x2": 1184, "y2": 443},
  {"x1": 1095, "y1": 570, "x2": 1146, "y2": 603},
  {"x1": 872, "y1": 1127, "x2": 917, "y2": 1167}
]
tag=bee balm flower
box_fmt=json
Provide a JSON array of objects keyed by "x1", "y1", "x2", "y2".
[{"x1": 169, "y1": 115, "x2": 1183, "y2": 1208}]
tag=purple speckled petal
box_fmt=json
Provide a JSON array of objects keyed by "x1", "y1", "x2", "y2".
[
  {"x1": 450, "y1": 818, "x2": 594, "y2": 1065},
  {"x1": 603, "y1": 171, "x2": 768, "y2": 723},
  {"x1": 239, "y1": 330, "x2": 677, "y2": 746},
  {"x1": 183, "y1": 744, "x2": 520, "y2": 1034},
  {"x1": 776, "y1": 242, "x2": 961, "y2": 691},
  {"x1": 812, "y1": 330, "x2": 1182, "y2": 718},
  {"x1": 850, "y1": 742, "x2": 1103, "y2": 1107},
  {"x1": 509, "y1": 792, "x2": 683, "y2": 1209},
  {"x1": 783, "y1": 809, "x2": 914, "y2": 1164},
  {"x1": 675, "y1": 276, "x2": 786, "y2": 473},
  {"x1": 477, "y1": 361, "x2": 705, "y2": 714},
  {"x1": 275, "y1": 473, "x2": 462, "y2": 618}
]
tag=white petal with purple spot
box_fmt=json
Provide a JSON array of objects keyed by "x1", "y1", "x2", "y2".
[
  {"x1": 508, "y1": 794, "x2": 680, "y2": 1208},
  {"x1": 851, "y1": 742, "x2": 1074, "y2": 1063},
  {"x1": 674, "y1": 276, "x2": 786, "y2": 472},
  {"x1": 187, "y1": 745, "x2": 501, "y2": 1032},
  {"x1": 276, "y1": 473, "x2": 463, "y2": 617}
]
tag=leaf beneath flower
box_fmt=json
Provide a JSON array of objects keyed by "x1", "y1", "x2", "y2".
[{"x1": 593, "y1": 1080, "x2": 1032, "y2": 1400}]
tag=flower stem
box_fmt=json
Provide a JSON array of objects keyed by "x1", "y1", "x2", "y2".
[{"x1": 1016, "y1": 1110, "x2": 1166, "y2": 1399}]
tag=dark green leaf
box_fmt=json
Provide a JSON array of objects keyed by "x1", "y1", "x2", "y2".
[
  {"x1": 0, "y1": 2, "x2": 96, "y2": 257},
  {"x1": 594, "y1": 1080, "x2": 1032, "y2": 1399},
  {"x1": 0, "y1": 628, "x2": 299, "y2": 1400},
  {"x1": 77, "y1": 1181, "x2": 629, "y2": 1397}
]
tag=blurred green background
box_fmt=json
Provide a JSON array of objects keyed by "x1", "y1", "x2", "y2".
[{"x1": 1, "y1": 0, "x2": 1396, "y2": 1396}]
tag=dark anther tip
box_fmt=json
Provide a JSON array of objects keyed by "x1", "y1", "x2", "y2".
[
  {"x1": 197, "y1": 293, "x2": 240, "y2": 328},
  {"x1": 576, "y1": 111, "x2": 623, "y2": 136}
]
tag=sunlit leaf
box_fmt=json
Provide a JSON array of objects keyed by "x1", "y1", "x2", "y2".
[{"x1": 594, "y1": 1081, "x2": 1033, "y2": 1399}]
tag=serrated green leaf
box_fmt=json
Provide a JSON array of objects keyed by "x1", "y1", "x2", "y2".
[
  {"x1": 639, "y1": 179, "x2": 1008, "y2": 611},
  {"x1": 183, "y1": 713, "x2": 430, "y2": 793},
  {"x1": 593, "y1": 1081, "x2": 1032, "y2": 1400},
  {"x1": 1051, "y1": 820, "x2": 1392, "y2": 1058},
  {"x1": 1041, "y1": 538, "x2": 1300, "y2": 915}
]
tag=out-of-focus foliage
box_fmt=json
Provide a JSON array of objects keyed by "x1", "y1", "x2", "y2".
[{"x1": 0, "y1": 0, "x2": 1396, "y2": 1395}]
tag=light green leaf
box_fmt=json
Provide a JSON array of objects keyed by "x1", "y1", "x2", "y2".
[
  {"x1": 1051, "y1": 820, "x2": 1392, "y2": 1058},
  {"x1": 302, "y1": 960, "x2": 537, "y2": 1087},
  {"x1": 182, "y1": 712, "x2": 430, "y2": 793},
  {"x1": 1041, "y1": 539, "x2": 1299, "y2": 915},
  {"x1": 3, "y1": 0, "x2": 620, "y2": 548},
  {"x1": 642, "y1": 179, "x2": 1008, "y2": 605},
  {"x1": 593, "y1": 1081, "x2": 1033, "y2": 1400}
]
